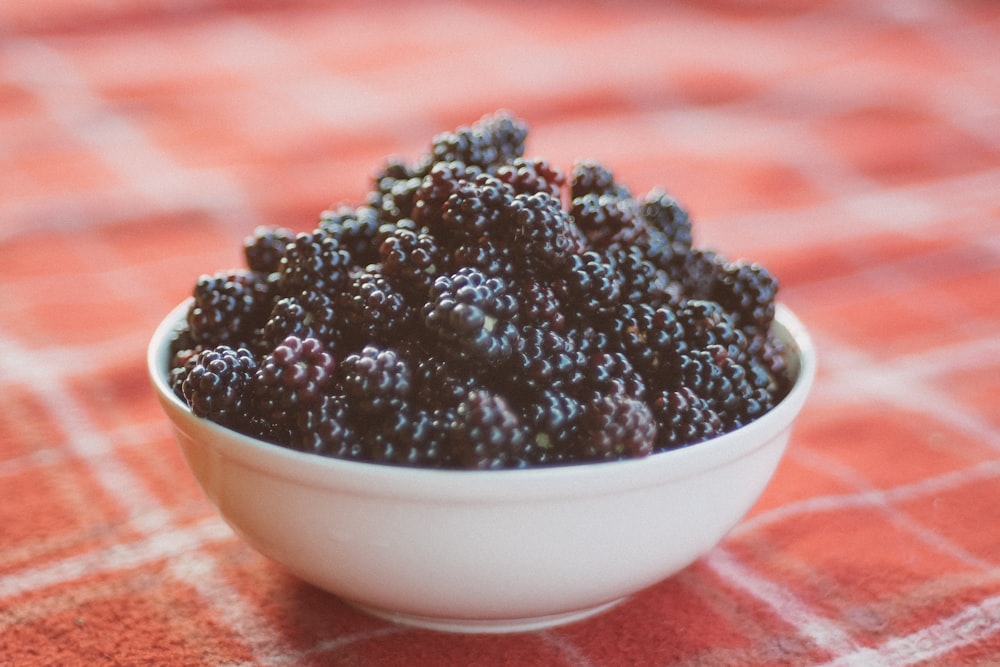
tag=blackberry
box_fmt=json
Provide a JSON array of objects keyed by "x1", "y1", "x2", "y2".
[
  {"x1": 261, "y1": 291, "x2": 340, "y2": 353},
  {"x1": 277, "y1": 230, "x2": 353, "y2": 298},
  {"x1": 187, "y1": 270, "x2": 274, "y2": 347},
  {"x1": 651, "y1": 387, "x2": 724, "y2": 450},
  {"x1": 508, "y1": 191, "x2": 582, "y2": 275},
  {"x1": 411, "y1": 354, "x2": 482, "y2": 407},
  {"x1": 577, "y1": 394, "x2": 656, "y2": 462},
  {"x1": 569, "y1": 160, "x2": 627, "y2": 199},
  {"x1": 577, "y1": 350, "x2": 647, "y2": 403},
  {"x1": 167, "y1": 112, "x2": 791, "y2": 467},
  {"x1": 423, "y1": 267, "x2": 520, "y2": 365},
  {"x1": 243, "y1": 414, "x2": 296, "y2": 447},
  {"x1": 571, "y1": 192, "x2": 641, "y2": 249},
  {"x1": 296, "y1": 394, "x2": 365, "y2": 460},
  {"x1": 368, "y1": 170, "x2": 423, "y2": 225},
  {"x1": 439, "y1": 174, "x2": 516, "y2": 247},
  {"x1": 512, "y1": 278, "x2": 565, "y2": 332},
  {"x1": 563, "y1": 321, "x2": 615, "y2": 360},
  {"x1": 520, "y1": 388, "x2": 584, "y2": 465},
  {"x1": 672, "y1": 247, "x2": 722, "y2": 298},
  {"x1": 609, "y1": 245, "x2": 674, "y2": 309},
  {"x1": 639, "y1": 188, "x2": 693, "y2": 249},
  {"x1": 676, "y1": 346, "x2": 751, "y2": 425},
  {"x1": 677, "y1": 299, "x2": 748, "y2": 361},
  {"x1": 504, "y1": 326, "x2": 579, "y2": 394},
  {"x1": 180, "y1": 345, "x2": 257, "y2": 428},
  {"x1": 709, "y1": 260, "x2": 778, "y2": 336},
  {"x1": 729, "y1": 352, "x2": 784, "y2": 428},
  {"x1": 495, "y1": 157, "x2": 565, "y2": 198},
  {"x1": 410, "y1": 160, "x2": 483, "y2": 232},
  {"x1": 449, "y1": 389, "x2": 529, "y2": 469},
  {"x1": 611, "y1": 302, "x2": 687, "y2": 386},
  {"x1": 557, "y1": 251, "x2": 622, "y2": 318},
  {"x1": 368, "y1": 406, "x2": 452, "y2": 467},
  {"x1": 372, "y1": 156, "x2": 416, "y2": 183},
  {"x1": 431, "y1": 111, "x2": 528, "y2": 171},
  {"x1": 244, "y1": 225, "x2": 295, "y2": 274},
  {"x1": 759, "y1": 333, "x2": 792, "y2": 398},
  {"x1": 450, "y1": 238, "x2": 517, "y2": 280},
  {"x1": 378, "y1": 227, "x2": 447, "y2": 301},
  {"x1": 339, "y1": 346, "x2": 413, "y2": 417},
  {"x1": 337, "y1": 267, "x2": 414, "y2": 349},
  {"x1": 317, "y1": 205, "x2": 381, "y2": 267},
  {"x1": 255, "y1": 336, "x2": 336, "y2": 426}
]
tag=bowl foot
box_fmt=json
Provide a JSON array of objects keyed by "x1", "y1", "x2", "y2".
[{"x1": 347, "y1": 597, "x2": 626, "y2": 634}]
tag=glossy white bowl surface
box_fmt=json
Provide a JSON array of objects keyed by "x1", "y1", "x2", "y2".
[{"x1": 149, "y1": 300, "x2": 815, "y2": 633}]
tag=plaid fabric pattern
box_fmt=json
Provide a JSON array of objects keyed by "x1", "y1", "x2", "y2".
[{"x1": 3, "y1": 1, "x2": 1000, "y2": 665}]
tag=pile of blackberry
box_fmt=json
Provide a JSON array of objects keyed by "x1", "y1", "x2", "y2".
[{"x1": 168, "y1": 111, "x2": 792, "y2": 469}]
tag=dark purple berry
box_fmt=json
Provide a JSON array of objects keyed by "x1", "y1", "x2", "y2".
[
  {"x1": 495, "y1": 157, "x2": 565, "y2": 198},
  {"x1": 317, "y1": 205, "x2": 381, "y2": 267},
  {"x1": 423, "y1": 267, "x2": 520, "y2": 365},
  {"x1": 278, "y1": 230, "x2": 352, "y2": 298},
  {"x1": 431, "y1": 111, "x2": 528, "y2": 171},
  {"x1": 181, "y1": 345, "x2": 257, "y2": 428},
  {"x1": 340, "y1": 346, "x2": 413, "y2": 417},
  {"x1": 570, "y1": 160, "x2": 628, "y2": 199},
  {"x1": 449, "y1": 389, "x2": 529, "y2": 469},
  {"x1": 651, "y1": 387, "x2": 724, "y2": 451},
  {"x1": 255, "y1": 336, "x2": 336, "y2": 425},
  {"x1": 577, "y1": 394, "x2": 656, "y2": 461},
  {"x1": 640, "y1": 188, "x2": 693, "y2": 249},
  {"x1": 508, "y1": 192, "x2": 583, "y2": 275},
  {"x1": 295, "y1": 394, "x2": 364, "y2": 460},
  {"x1": 378, "y1": 227, "x2": 447, "y2": 301},
  {"x1": 557, "y1": 251, "x2": 622, "y2": 318},
  {"x1": 261, "y1": 291, "x2": 340, "y2": 353},
  {"x1": 187, "y1": 270, "x2": 274, "y2": 347},
  {"x1": 337, "y1": 267, "x2": 414, "y2": 349},
  {"x1": 244, "y1": 226, "x2": 295, "y2": 274}
]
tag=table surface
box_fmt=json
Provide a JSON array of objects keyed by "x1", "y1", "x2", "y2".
[{"x1": 3, "y1": 1, "x2": 1000, "y2": 665}]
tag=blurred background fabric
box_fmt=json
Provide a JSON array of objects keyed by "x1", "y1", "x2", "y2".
[{"x1": 2, "y1": 1, "x2": 1000, "y2": 665}]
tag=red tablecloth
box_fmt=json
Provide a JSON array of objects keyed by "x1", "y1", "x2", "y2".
[{"x1": 3, "y1": 1, "x2": 1000, "y2": 665}]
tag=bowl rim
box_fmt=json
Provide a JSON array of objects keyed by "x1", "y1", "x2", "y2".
[{"x1": 149, "y1": 299, "x2": 816, "y2": 502}]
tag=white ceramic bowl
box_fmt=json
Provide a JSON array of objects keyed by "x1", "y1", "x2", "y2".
[{"x1": 148, "y1": 300, "x2": 815, "y2": 633}]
